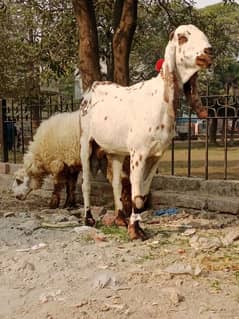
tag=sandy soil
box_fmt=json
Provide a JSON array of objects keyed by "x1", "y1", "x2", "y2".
[{"x1": 0, "y1": 174, "x2": 239, "y2": 319}]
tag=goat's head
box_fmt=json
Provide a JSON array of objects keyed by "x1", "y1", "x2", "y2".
[
  {"x1": 164, "y1": 24, "x2": 212, "y2": 119},
  {"x1": 12, "y1": 168, "x2": 43, "y2": 200},
  {"x1": 165, "y1": 24, "x2": 212, "y2": 84}
]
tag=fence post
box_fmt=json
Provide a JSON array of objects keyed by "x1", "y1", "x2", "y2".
[{"x1": 0, "y1": 99, "x2": 8, "y2": 162}]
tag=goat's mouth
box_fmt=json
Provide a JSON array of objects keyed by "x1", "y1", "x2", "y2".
[{"x1": 196, "y1": 54, "x2": 212, "y2": 68}]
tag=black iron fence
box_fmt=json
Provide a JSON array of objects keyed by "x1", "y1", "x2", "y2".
[
  {"x1": 1, "y1": 95, "x2": 239, "y2": 180},
  {"x1": 0, "y1": 96, "x2": 80, "y2": 163}
]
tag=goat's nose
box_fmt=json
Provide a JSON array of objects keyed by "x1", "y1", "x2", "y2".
[{"x1": 204, "y1": 47, "x2": 213, "y2": 56}]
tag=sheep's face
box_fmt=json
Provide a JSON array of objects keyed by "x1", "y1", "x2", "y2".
[
  {"x1": 12, "y1": 169, "x2": 41, "y2": 200},
  {"x1": 173, "y1": 24, "x2": 212, "y2": 83}
]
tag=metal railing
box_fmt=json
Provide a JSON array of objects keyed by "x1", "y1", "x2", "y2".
[
  {"x1": 1, "y1": 95, "x2": 239, "y2": 180},
  {"x1": 0, "y1": 96, "x2": 80, "y2": 163}
]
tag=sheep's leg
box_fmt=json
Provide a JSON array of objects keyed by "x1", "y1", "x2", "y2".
[
  {"x1": 121, "y1": 156, "x2": 132, "y2": 217},
  {"x1": 110, "y1": 155, "x2": 128, "y2": 227},
  {"x1": 128, "y1": 151, "x2": 148, "y2": 240},
  {"x1": 63, "y1": 171, "x2": 79, "y2": 208},
  {"x1": 49, "y1": 182, "x2": 64, "y2": 209},
  {"x1": 80, "y1": 139, "x2": 95, "y2": 226}
]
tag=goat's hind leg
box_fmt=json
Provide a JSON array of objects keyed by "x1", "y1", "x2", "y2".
[
  {"x1": 109, "y1": 155, "x2": 128, "y2": 227},
  {"x1": 81, "y1": 139, "x2": 95, "y2": 226}
]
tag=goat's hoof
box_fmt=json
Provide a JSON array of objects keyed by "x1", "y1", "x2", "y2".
[
  {"x1": 85, "y1": 210, "x2": 95, "y2": 227},
  {"x1": 128, "y1": 222, "x2": 147, "y2": 241},
  {"x1": 114, "y1": 210, "x2": 128, "y2": 227},
  {"x1": 85, "y1": 217, "x2": 96, "y2": 227}
]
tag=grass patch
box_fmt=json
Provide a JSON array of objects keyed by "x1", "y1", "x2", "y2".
[
  {"x1": 135, "y1": 253, "x2": 156, "y2": 264},
  {"x1": 235, "y1": 271, "x2": 239, "y2": 286},
  {"x1": 210, "y1": 280, "x2": 222, "y2": 292},
  {"x1": 98, "y1": 224, "x2": 129, "y2": 242}
]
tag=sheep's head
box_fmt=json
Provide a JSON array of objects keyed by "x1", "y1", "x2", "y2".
[
  {"x1": 12, "y1": 168, "x2": 43, "y2": 200},
  {"x1": 167, "y1": 24, "x2": 212, "y2": 85}
]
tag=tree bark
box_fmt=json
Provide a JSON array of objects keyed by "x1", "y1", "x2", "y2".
[
  {"x1": 113, "y1": 0, "x2": 138, "y2": 86},
  {"x1": 72, "y1": 0, "x2": 101, "y2": 91},
  {"x1": 112, "y1": 0, "x2": 138, "y2": 213}
]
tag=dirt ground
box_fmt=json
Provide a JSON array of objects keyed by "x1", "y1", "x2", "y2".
[{"x1": 1, "y1": 174, "x2": 239, "y2": 319}]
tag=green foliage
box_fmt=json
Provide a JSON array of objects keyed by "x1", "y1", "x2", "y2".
[
  {"x1": 0, "y1": 0, "x2": 238, "y2": 97},
  {"x1": 0, "y1": 0, "x2": 77, "y2": 97}
]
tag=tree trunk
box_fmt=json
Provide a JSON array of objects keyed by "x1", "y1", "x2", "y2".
[
  {"x1": 113, "y1": 0, "x2": 138, "y2": 86},
  {"x1": 112, "y1": 0, "x2": 138, "y2": 214},
  {"x1": 72, "y1": 0, "x2": 101, "y2": 91}
]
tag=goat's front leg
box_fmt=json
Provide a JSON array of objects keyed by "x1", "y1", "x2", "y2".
[
  {"x1": 143, "y1": 157, "x2": 161, "y2": 196},
  {"x1": 109, "y1": 155, "x2": 129, "y2": 227},
  {"x1": 128, "y1": 151, "x2": 148, "y2": 240},
  {"x1": 80, "y1": 139, "x2": 95, "y2": 226}
]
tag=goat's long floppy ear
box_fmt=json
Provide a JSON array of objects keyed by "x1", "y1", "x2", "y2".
[
  {"x1": 183, "y1": 73, "x2": 208, "y2": 119},
  {"x1": 164, "y1": 30, "x2": 176, "y2": 72}
]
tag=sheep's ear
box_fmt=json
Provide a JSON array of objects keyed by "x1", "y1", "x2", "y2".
[{"x1": 15, "y1": 178, "x2": 23, "y2": 185}]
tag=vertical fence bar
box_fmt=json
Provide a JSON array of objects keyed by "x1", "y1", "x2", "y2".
[
  {"x1": 60, "y1": 95, "x2": 63, "y2": 112},
  {"x1": 20, "y1": 98, "x2": 25, "y2": 155},
  {"x1": 0, "y1": 99, "x2": 8, "y2": 162},
  {"x1": 187, "y1": 108, "x2": 191, "y2": 177},
  {"x1": 205, "y1": 117, "x2": 209, "y2": 180},
  {"x1": 224, "y1": 104, "x2": 228, "y2": 180},
  {"x1": 205, "y1": 95, "x2": 209, "y2": 180},
  {"x1": 29, "y1": 97, "x2": 33, "y2": 141},
  {"x1": 71, "y1": 95, "x2": 74, "y2": 112},
  {"x1": 11, "y1": 99, "x2": 16, "y2": 163}
]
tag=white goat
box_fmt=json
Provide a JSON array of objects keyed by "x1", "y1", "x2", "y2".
[{"x1": 80, "y1": 24, "x2": 212, "y2": 239}]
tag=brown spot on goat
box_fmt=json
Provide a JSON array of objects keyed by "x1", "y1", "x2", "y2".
[{"x1": 135, "y1": 161, "x2": 139, "y2": 167}]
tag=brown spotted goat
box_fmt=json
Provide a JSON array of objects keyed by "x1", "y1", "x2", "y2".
[{"x1": 79, "y1": 24, "x2": 212, "y2": 239}]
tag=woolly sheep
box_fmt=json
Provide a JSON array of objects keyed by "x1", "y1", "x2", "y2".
[{"x1": 12, "y1": 110, "x2": 83, "y2": 208}]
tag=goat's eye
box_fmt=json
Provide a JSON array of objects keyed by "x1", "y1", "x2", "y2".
[
  {"x1": 16, "y1": 178, "x2": 23, "y2": 185},
  {"x1": 178, "y1": 34, "x2": 188, "y2": 45}
]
